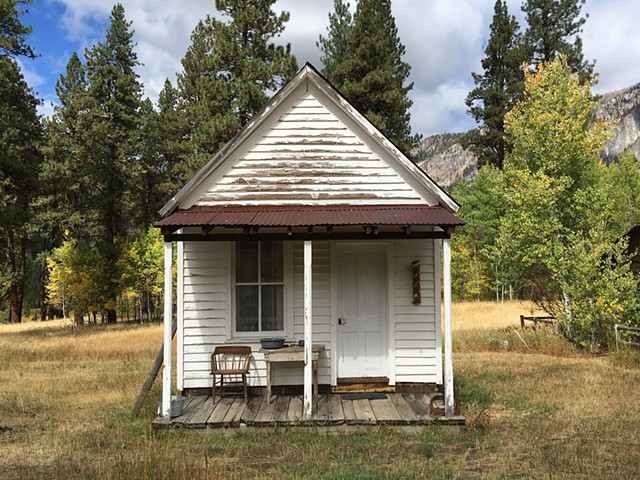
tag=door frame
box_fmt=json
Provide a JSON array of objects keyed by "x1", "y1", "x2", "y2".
[{"x1": 330, "y1": 241, "x2": 395, "y2": 386}]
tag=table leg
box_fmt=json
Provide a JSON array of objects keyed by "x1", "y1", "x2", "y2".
[{"x1": 266, "y1": 361, "x2": 272, "y2": 404}]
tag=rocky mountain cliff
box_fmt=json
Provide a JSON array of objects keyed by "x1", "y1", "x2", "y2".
[{"x1": 415, "y1": 82, "x2": 640, "y2": 189}]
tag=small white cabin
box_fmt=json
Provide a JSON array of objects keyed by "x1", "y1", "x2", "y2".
[{"x1": 156, "y1": 63, "x2": 463, "y2": 421}]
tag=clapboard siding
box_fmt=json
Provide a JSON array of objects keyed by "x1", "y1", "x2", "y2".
[
  {"x1": 180, "y1": 239, "x2": 441, "y2": 390},
  {"x1": 181, "y1": 240, "x2": 332, "y2": 390},
  {"x1": 194, "y1": 92, "x2": 424, "y2": 206},
  {"x1": 392, "y1": 240, "x2": 439, "y2": 383},
  {"x1": 182, "y1": 242, "x2": 230, "y2": 389}
]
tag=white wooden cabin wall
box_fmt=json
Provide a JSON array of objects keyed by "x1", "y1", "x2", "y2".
[
  {"x1": 180, "y1": 239, "x2": 438, "y2": 390},
  {"x1": 391, "y1": 239, "x2": 439, "y2": 384}
]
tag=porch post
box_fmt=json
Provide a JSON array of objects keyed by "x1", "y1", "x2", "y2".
[
  {"x1": 303, "y1": 240, "x2": 313, "y2": 420},
  {"x1": 442, "y1": 236, "x2": 455, "y2": 417},
  {"x1": 161, "y1": 241, "x2": 173, "y2": 421}
]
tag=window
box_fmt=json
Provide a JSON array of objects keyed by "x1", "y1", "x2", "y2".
[{"x1": 235, "y1": 240, "x2": 284, "y2": 333}]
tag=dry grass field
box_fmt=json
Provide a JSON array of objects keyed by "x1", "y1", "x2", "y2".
[{"x1": 1, "y1": 301, "x2": 639, "y2": 479}]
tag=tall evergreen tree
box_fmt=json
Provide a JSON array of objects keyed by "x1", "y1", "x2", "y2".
[
  {"x1": 176, "y1": 0, "x2": 297, "y2": 173},
  {"x1": 322, "y1": 0, "x2": 420, "y2": 155},
  {"x1": 317, "y1": 0, "x2": 352, "y2": 82},
  {"x1": 0, "y1": 57, "x2": 42, "y2": 323},
  {"x1": 464, "y1": 0, "x2": 524, "y2": 169},
  {"x1": 0, "y1": 0, "x2": 35, "y2": 58},
  {"x1": 157, "y1": 79, "x2": 191, "y2": 196},
  {"x1": 82, "y1": 3, "x2": 143, "y2": 323},
  {"x1": 42, "y1": 4, "x2": 142, "y2": 323},
  {"x1": 522, "y1": 0, "x2": 594, "y2": 81},
  {"x1": 40, "y1": 52, "x2": 91, "y2": 238}
]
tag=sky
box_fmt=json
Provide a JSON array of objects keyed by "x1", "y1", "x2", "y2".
[{"x1": 18, "y1": 0, "x2": 640, "y2": 137}]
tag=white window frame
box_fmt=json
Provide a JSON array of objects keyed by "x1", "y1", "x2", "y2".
[{"x1": 230, "y1": 240, "x2": 293, "y2": 340}]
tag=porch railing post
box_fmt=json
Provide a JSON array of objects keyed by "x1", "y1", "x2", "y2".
[
  {"x1": 443, "y1": 237, "x2": 455, "y2": 417},
  {"x1": 303, "y1": 240, "x2": 313, "y2": 420},
  {"x1": 161, "y1": 241, "x2": 173, "y2": 421}
]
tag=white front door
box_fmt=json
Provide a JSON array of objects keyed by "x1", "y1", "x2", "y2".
[{"x1": 337, "y1": 243, "x2": 388, "y2": 379}]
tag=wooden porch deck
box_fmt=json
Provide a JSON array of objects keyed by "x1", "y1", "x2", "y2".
[{"x1": 152, "y1": 393, "x2": 465, "y2": 429}]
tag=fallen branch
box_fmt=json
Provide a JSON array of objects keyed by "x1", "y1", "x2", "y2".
[{"x1": 131, "y1": 319, "x2": 177, "y2": 417}]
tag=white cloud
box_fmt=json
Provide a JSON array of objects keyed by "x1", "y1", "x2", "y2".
[
  {"x1": 16, "y1": 58, "x2": 46, "y2": 90},
  {"x1": 583, "y1": 1, "x2": 640, "y2": 94},
  {"x1": 46, "y1": 0, "x2": 640, "y2": 136}
]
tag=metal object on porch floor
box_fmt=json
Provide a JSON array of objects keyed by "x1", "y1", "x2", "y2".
[
  {"x1": 157, "y1": 395, "x2": 185, "y2": 417},
  {"x1": 429, "y1": 393, "x2": 461, "y2": 416}
]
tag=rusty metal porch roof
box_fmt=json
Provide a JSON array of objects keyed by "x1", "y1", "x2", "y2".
[{"x1": 156, "y1": 205, "x2": 464, "y2": 229}]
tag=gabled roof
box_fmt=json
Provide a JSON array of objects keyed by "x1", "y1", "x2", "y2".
[{"x1": 159, "y1": 63, "x2": 459, "y2": 217}]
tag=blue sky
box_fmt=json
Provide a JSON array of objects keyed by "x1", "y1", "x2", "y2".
[{"x1": 17, "y1": 0, "x2": 640, "y2": 137}]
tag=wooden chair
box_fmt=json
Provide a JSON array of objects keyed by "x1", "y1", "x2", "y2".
[{"x1": 210, "y1": 346, "x2": 252, "y2": 402}]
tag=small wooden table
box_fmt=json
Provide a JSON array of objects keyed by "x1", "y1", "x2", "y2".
[{"x1": 260, "y1": 344, "x2": 325, "y2": 404}]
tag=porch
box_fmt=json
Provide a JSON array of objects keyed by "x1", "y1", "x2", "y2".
[{"x1": 152, "y1": 392, "x2": 465, "y2": 429}]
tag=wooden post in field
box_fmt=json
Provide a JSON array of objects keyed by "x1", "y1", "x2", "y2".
[
  {"x1": 161, "y1": 241, "x2": 173, "y2": 421},
  {"x1": 303, "y1": 240, "x2": 313, "y2": 420},
  {"x1": 443, "y1": 237, "x2": 455, "y2": 418}
]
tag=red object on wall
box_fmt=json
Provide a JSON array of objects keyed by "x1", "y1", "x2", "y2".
[{"x1": 412, "y1": 261, "x2": 421, "y2": 305}]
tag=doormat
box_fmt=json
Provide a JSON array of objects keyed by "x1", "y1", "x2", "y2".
[{"x1": 342, "y1": 393, "x2": 388, "y2": 400}]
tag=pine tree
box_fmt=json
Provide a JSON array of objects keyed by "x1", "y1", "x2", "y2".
[
  {"x1": 176, "y1": 0, "x2": 297, "y2": 173},
  {"x1": 82, "y1": 3, "x2": 143, "y2": 323},
  {"x1": 317, "y1": 0, "x2": 353, "y2": 82},
  {"x1": 522, "y1": 0, "x2": 594, "y2": 81},
  {"x1": 325, "y1": 0, "x2": 420, "y2": 155},
  {"x1": 157, "y1": 79, "x2": 191, "y2": 195},
  {"x1": 0, "y1": 0, "x2": 35, "y2": 58},
  {"x1": 42, "y1": 4, "x2": 143, "y2": 323},
  {"x1": 464, "y1": 0, "x2": 524, "y2": 169},
  {"x1": 40, "y1": 52, "x2": 90, "y2": 238},
  {"x1": 0, "y1": 57, "x2": 42, "y2": 323}
]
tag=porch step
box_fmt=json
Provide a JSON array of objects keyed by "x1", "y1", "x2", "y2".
[{"x1": 331, "y1": 383, "x2": 395, "y2": 394}]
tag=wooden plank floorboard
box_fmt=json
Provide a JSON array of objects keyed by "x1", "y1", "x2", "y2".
[
  {"x1": 327, "y1": 394, "x2": 345, "y2": 425},
  {"x1": 273, "y1": 396, "x2": 290, "y2": 425},
  {"x1": 389, "y1": 394, "x2": 418, "y2": 424},
  {"x1": 207, "y1": 396, "x2": 234, "y2": 427},
  {"x1": 254, "y1": 395, "x2": 277, "y2": 425},
  {"x1": 157, "y1": 392, "x2": 462, "y2": 430},
  {"x1": 286, "y1": 396, "x2": 303, "y2": 425},
  {"x1": 241, "y1": 396, "x2": 264, "y2": 426},
  {"x1": 403, "y1": 394, "x2": 430, "y2": 422},
  {"x1": 169, "y1": 396, "x2": 199, "y2": 425},
  {"x1": 223, "y1": 397, "x2": 248, "y2": 427},
  {"x1": 341, "y1": 398, "x2": 357, "y2": 425},
  {"x1": 173, "y1": 396, "x2": 205, "y2": 426},
  {"x1": 315, "y1": 394, "x2": 330, "y2": 423},
  {"x1": 369, "y1": 397, "x2": 401, "y2": 424},
  {"x1": 352, "y1": 399, "x2": 376, "y2": 425},
  {"x1": 186, "y1": 396, "x2": 215, "y2": 427}
]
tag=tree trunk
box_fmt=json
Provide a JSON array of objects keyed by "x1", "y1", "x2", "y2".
[
  {"x1": 106, "y1": 308, "x2": 117, "y2": 324},
  {"x1": 6, "y1": 229, "x2": 25, "y2": 324},
  {"x1": 74, "y1": 311, "x2": 84, "y2": 326}
]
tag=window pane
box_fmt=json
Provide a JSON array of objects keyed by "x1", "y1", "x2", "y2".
[
  {"x1": 261, "y1": 285, "x2": 283, "y2": 331},
  {"x1": 236, "y1": 241, "x2": 258, "y2": 283},
  {"x1": 261, "y1": 240, "x2": 283, "y2": 282},
  {"x1": 236, "y1": 286, "x2": 259, "y2": 332}
]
